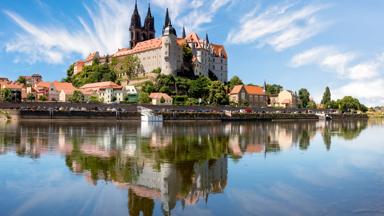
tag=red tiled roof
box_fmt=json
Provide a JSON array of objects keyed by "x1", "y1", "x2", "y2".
[
  {"x1": 76, "y1": 60, "x2": 85, "y2": 66},
  {"x1": 185, "y1": 32, "x2": 202, "y2": 48},
  {"x1": 229, "y1": 85, "x2": 243, "y2": 94},
  {"x1": 114, "y1": 39, "x2": 162, "y2": 57},
  {"x1": 149, "y1": 92, "x2": 172, "y2": 100},
  {"x1": 80, "y1": 81, "x2": 122, "y2": 91},
  {"x1": 1, "y1": 82, "x2": 23, "y2": 90},
  {"x1": 211, "y1": 44, "x2": 227, "y2": 59},
  {"x1": 230, "y1": 85, "x2": 265, "y2": 95},
  {"x1": 52, "y1": 82, "x2": 76, "y2": 94},
  {"x1": 35, "y1": 81, "x2": 51, "y2": 88},
  {"x1": 85, "y1": 52, "x2": 98, "y2": 62},
  {"x1": 244, "y1": 85, "x2": 264, "y2": 95}
]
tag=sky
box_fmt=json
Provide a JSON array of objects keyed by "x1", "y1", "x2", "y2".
[{"x1": 0, "y1": 0, "x2": 383, "y2": 106}]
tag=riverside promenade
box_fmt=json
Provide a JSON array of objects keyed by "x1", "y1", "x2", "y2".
[{"x1": 0, "y1": 102, "x2": 368, "y2": 122}]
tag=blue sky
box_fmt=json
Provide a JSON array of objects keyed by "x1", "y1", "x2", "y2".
[{"x1": 0, "y1": 0, "x2": 383, "y2": 106}]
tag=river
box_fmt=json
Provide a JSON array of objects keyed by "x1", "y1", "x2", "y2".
[{"x1": 0, "y1": 119, "x2": 383, "y2": 216}]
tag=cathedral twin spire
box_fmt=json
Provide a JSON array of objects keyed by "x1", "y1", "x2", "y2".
[
  {"x1": 130, "y1": 1, "x2": 180, "y2": 47},
  {"x1": 130, "y1": 1, "x2": 155, "y2": 48}
]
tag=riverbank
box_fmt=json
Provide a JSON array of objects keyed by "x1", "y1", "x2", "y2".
[{"x1": 1, "y1": 109, "x2": 368, "y2": 122}]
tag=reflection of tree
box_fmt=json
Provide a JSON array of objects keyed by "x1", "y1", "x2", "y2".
[
  {"x1": 299, "y1": 130, "x2": 311, "y2": 150},
  {"x1": 320, "y1": 120, "x2": 368, "y2": 151},
  {"x1": 65, "y1": 138, "x2": 140, "y2": 184},
  {"x1": 322, "y1": 128, "x2": 331, "y2": 151},
  {"x1": 128, "y1": 189, "x2": 154, "y2": 216}
]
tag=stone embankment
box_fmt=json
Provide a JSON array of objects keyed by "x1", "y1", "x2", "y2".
[{"x1": 0, "y1": 102, "x2": 368, "y2": 122}]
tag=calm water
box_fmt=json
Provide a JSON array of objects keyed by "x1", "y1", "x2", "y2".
[{"x1": 0, "y1": 119, "x2": 384, "y2": 216}]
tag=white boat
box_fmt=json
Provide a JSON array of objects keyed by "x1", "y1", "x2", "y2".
[
  {"x1": 138, "y1": 106, "x2": 163, "y2": 122},
  {"x1": 316, "y1": 113, "x2": 332, "y2": 121}
]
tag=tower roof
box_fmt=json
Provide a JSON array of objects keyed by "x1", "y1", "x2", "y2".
[
  {"x1": 162, "y1": 8, "x2": 177, "y2": 36},
  {"x1": 182, "y1": 27, "x2": 186, "y2": 38},
  {"x1": 130, "y1": 0, "x2": 141, "y2": 28}
]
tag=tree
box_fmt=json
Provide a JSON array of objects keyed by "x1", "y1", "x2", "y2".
[
  {"x1": 115, "y1": 55, "x2": 141, "y2": 79},
  {"x1": 139, "y1": 92, "x2": 151, "y2": 104},
  {"x1": 321, "y1": 87, "x2": 331, "y2": 108},
  {"x1": 69, "y1": 90, "x2": 85, "y2": 103},
  {"x1": 16, "y1": 76, "x2": 27, "y2": 86},
  {"x1": 188, "y1": 76, "x2": 211, "y2": 99},
  {"x1": 39, "y1": 95, "x2": 48, "y2": 102},
  {"x1": 141, "y1": 81, "x2": 155, "y2": 94},
  {"x1": 307, "y1": 100, "x2": 317, "y2": 109},
  {"x1": 160, "y1": 96, "x2": 165, "y2": 104},
  {"x1": 265, "y1": 84, "x2": 283, "y2": 95},
  {"x1": 65, "y1": 63, "x2": 75, "y2": 82},
  {"x1": 27, "y1": 93, "x2": 36, "y2": 102},
  {"x1": 0, "y1": 89, "x2": 12, "y2": 102},
  {"x1": 88, "y1": 96, "x2": 101, "y2": 103},
  {"x1": 298, "y1": 88, "x2": 310, "y2": 108},
  {"x1": 208, "y1": 81, "x2": 229, "y2": 105},
  {"x1": 228, "y1": 76, "x2": 243, "y2": 90},
  {"x1": 338, "y1": 96, "x2": 364, "y2": 112}
]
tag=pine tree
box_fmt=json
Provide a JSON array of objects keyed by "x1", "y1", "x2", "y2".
[{"x1": 321, "y1": 87, "x2": 331, "y2": 108}]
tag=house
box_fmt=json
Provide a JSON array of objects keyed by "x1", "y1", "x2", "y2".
[
  {"x1": 270, "y1": 90, "x2": 299, "y2": 108},
  {"x1": 84, "y1": 52, "x2": 100, "y2": 66},
  {"x1": 0, "y1": 82, "x2": 24, "y2": 102},
  {"x1": 74, "y1": 61, "x2": 85, "y2": 75},
  {"x1": 149, "y1": 93, "x2": 172, "y2": 105},
  {"x1": 80, "y1": 82, "x2": 137, "y2": 104},
  {"x1": 229, "y1": 85, "x2": 267, "y2": 107},
  {"x1": 20, "y1": 74, "x2": 42, "y2": 86},
  {"x1": 38, "y1": 81, "x2": 76, "y2": 102}
]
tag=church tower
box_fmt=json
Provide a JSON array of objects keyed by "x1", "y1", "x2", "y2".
[
  {"x1": 143, "y1": 4, "x2": 155, "y2": 40},
  {"x1": 130, "y1": 1, "x2": 143, "y2": 48},
  {"x1": 161, "y1": 8, "x2": 180, "y2": 76}
]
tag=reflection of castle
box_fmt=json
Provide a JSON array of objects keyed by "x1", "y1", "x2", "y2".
[{"x1": 0, "y1": 120, "x2": 370, "y2": 215}]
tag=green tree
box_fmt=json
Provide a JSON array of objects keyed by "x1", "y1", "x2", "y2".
[
  {"x1": 115, "y1": 55, "x2": 141, "y2": 79},
  {"x1": 39, "y1": 95, "x2": 48, "y2": 102},
  {"x1": 88, "y1": 96, "x2": 101, "y2": 103},
  {"x1": 208, "y1": 81, "x2": 229, "y2": 105},
  {"x1": 27, "y1": 93, "x2": 36, "y2": 102},
  {"x1": 321, "y1": 87, "x2": 331, "y2": 108},
  {"x1": 69, "y1": 90, "x2": 85, "y2": 103},
  {"x1": 337, "y1": 96, "x2": 367, "y2": 112},
  {"x1": 142, "y1": 81, "x2": 155, "y2": 94},
  {"x1": 16, "y1": 76, "x2": 27, "y2": 86},
  {"x1": 0, "y1": 89, "x2": 12, "y2": 102},
  {"x1": 298, "y1": 88, "x2": 310, "y2": 108},
  {"x1": 139, "y1": 92, "x2": 151, "y2": 104},
  {"x1": 228, "y1": 76, "x2": 243, "y2": 90},
  {"x1": 307, "y1": 100, "x2": 317, "y2": 109},
  {"x1": 65, "y1": 63, "x2": 75, "y2": 82},
  {"x1": 265, "y1": 84, "x2": 283, "y2": 95},
  {"x1": 160, "y1": 96, "x2": 165, "y2": 104},
  {"x1": 188, "y1": 76, "x2": 211, "y2": 99}
]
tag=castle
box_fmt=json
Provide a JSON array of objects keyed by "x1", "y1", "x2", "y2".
[{"x1": 74, "y1": 2, "x2": 228, "y2": 82}]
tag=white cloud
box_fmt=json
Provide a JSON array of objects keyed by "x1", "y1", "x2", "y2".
[
  {"x1": 4, "y1": 0, "x2": 134, "y2": 64},
  {"x1": 152, "y1": 0, "x2": 232, "y2": 32},
  {"x1": 5, "y1": 0, "x2": 231, "y2": 64},
  {"x1": 291, "y1": 47, "x2": 384, "y2": 106},
  {"x1": 226, "y1": 2, "x2": 330, "y2": 51},
  {"x1": 333, "y1": 79, "x2": 384, "y2": 106},
  {"x1": 291, "y1": 47, "x2": 383, "y2": 80}
]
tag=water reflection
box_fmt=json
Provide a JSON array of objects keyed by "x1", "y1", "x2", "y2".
[{"x1": 0, "y1": 119, "x2": 372, "y2": 215}]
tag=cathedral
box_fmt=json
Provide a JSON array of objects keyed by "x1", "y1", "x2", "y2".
[{"x1": 76, "y1": 2, "x2": 228, "y2": 82}]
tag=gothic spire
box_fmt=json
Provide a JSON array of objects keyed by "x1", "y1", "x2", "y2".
[
  {"x1": 162, "y1": 8, "x2": 177, "y2": 36},
  {"x1": 146, "y1": 3, "x2": 152, "y2": 18},
  {"x1": 182, "y1": 26, "x2": 186, "y2": 38},
  {"x1": 164, "y1": 8, "x2": 171, "y2": 27},
  {"x1": 130, "y1": 0, "x2": 141, "y2": 28},
  {"x1": 206, "y1": 33, "x2": 210, "y2": 44}
]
